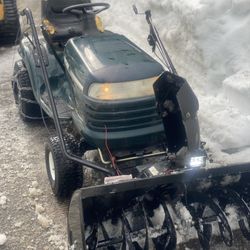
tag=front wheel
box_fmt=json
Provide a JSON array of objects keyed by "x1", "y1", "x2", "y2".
[{"x1": 45, "y1": 135, "x2": 83, "y2": 199}]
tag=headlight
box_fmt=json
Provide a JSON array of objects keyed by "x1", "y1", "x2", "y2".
[
  {"x1": 189, "y1": 156, "x2": 206, "y2": 168},
  {"x1": 88, "y1": 76, "x2": 159, "y2": 100}
]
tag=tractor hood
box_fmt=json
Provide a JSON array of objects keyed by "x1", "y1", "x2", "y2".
[{"x1": 64, "y1": 32, "x2": 164, "y2": 89}]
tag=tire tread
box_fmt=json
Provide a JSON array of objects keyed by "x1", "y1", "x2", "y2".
[
  {"x1": 13, "y1": 60, "x2": 42, "y2": 121},
  {"x1": 45, "y1": 134, "x2": 83, "y2": 198},
  {"x1": 0, "y1": 0, "x2": 20, "y2": 45}
]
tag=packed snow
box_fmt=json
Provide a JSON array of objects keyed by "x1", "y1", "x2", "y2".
[
  {"x1": 99, "y1": 0, "x2": 250, "y2": 165},
  {"x1": 0, "y1": 195, "x2": 7, "y2": 206},
  {"x1": 0, "y1": 234, "x2": 7, "y2": 246},
  {"x1": 37, "y1": 214, "x2": 52, "y2": 229},
  {"x1": 169, "y1": 202, "x2": 197, "y2": 244}
]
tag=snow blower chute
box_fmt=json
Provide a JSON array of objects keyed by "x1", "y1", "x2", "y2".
[{"x1": 14, "y1": 2, "x2": 250, "y2": 249}]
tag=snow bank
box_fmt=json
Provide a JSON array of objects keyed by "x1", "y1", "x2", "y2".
[
  {"x1": 223, "y1": 70, "x2": 250, "y2": 115},
  {"x1": 99, "y1": 0, "x2": 250, "y2": 161}
]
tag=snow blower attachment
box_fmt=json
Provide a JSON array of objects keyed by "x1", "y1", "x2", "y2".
[
  {"x1": 67, "y1": 165, "x2": 250, "y2": 250},
  {"x1": 16, "y1": 3, "x2": 250, "y2": 250}
]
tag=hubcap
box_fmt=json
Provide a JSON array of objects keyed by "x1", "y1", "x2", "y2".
[{"x1": 48, "y1": 151, "x2": 56, "y2": 182}]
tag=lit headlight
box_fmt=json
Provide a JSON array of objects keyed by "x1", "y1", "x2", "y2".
[
  {"x1": 189, "y1": 156, "x2": 206, "y2": 168},
  {"x1": 88, "y1": 76, "x2": 158, "y2": 100}
]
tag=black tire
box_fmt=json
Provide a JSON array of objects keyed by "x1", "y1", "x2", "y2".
[
  {"x1": 45, "y1": 135, "x2": 83, "y2": 199},
  {"x1": 0, "y1": 0, "x2": 20, "y2": 45},
  {"x1": 12, "y1": 60, "x2": 42, "y2": 122}
]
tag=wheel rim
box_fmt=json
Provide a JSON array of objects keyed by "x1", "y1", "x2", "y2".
[
  {"x1": 48, "y1": 151, "x2": 56, "y2": 182},
  {"x1": 17, "y1": 88, "x2": 21, "y2": 105}
]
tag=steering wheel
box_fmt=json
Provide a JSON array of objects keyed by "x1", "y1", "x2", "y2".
[{"x1": 63, "y1": 3, "x2": 110, "y2": 15}]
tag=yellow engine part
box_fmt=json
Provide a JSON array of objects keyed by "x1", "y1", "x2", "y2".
[
  {"x1": 0, "y1": 0, "x2": 5, "y2": 21},
  {"x1": 42, "y1": 19, "x2": 56, "y2": 35}
]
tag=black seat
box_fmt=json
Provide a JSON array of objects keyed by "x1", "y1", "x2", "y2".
[{"x1": 41, "y1": 0, "x2": 96, "y2": 43}]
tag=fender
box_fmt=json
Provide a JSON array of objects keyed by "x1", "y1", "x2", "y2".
[{"x1": 18, "y1": 38, "x2": 74, "y2": 116}]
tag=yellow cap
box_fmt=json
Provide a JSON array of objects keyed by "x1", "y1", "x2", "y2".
[
  {"x1": 42, "y1": 19, "x2": 56, "y2": 35},
  {"x1": 0, "y1": 2, "x2": 5, "y2": 21},
  {"x1": 95, "y1": 16, "x2": 104, "y2": 33}
]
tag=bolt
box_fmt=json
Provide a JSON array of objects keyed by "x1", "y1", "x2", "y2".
[{"x1": 186, "y1": 112, "x2": 191, "y2": 119}]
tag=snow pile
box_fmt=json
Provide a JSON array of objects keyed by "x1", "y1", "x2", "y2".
[
  {"x1": 0, "y1": 195, "x2": 7, "y2": 206},
  {"x1": 0, "y1": 234, "x2": 7, "y2": 246},
  {"x1": 27, "y1": 181, "x2": 52, "y2": 230},
  {"x1": 224, "y1": 205, "x2": 239, "y2": 231},
  {"x1": 35, "y1": 204, "x2": 45, "y2": 214},
  {"x1": 170, "y1": 202, "x2": 197, "y2": 244},
  {"x1": 100, "y1": 0, "x2": 250, "y2": 162},
  {"x1": 37, "y1": 214, "x2": 52, "y2": 229},
  {"x1": 28, "y1": 187, "x2": 43, "y2": 197},
  {"x1": 220, "y1": 174, "x2": 241, "y2": 186},
  {"x1": 48, "y1": 235, "x2": 66, "y2": 250},
  {"x1": 14, "y1": 221, "x2": 24, "y2": 228}
]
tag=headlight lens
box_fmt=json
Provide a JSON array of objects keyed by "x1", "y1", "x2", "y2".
[
  {"x1": 88, "y1": 76, "x2": 158, "y2": 100},
  {"x1": 189, "y1": 156, "x2": 206, "y2": 168}
]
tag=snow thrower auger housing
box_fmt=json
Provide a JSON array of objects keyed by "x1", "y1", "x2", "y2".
[{"x1": 12, "y1": 1, "x2": 250, "y2": 249}]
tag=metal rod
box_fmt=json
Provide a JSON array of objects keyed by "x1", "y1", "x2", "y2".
[
  {"x1": 98, "y1": 148, "x2": 166, "y2": 165},
  {"x1": 41, "y1": 25, "x2": 65, "y2": 72},
  {"x1": 20, "y1": 8, "x2": 114, "y2": 176},
  {"x1": 145, "y1": 10, "x2": 178, "y2": 75}
]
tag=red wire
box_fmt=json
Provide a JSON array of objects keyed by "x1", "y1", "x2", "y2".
[{"x1": 104, "y1": 125, "x2": 121, "y2": 175}]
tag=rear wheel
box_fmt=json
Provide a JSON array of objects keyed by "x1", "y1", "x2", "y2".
[
  {"x1": 12, "y1": 60, "x2": 42, "y2": 122},
  {"x1": 0, "y1": 0, "x2": 20, "y2": 45},
  {"x1": 45, "y1": 135, "x2": 83, "y2": 199}
]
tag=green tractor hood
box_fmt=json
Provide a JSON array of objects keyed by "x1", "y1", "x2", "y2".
[{"x1": 64, "y1": 32, "x2": 164, "y2": 92}]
